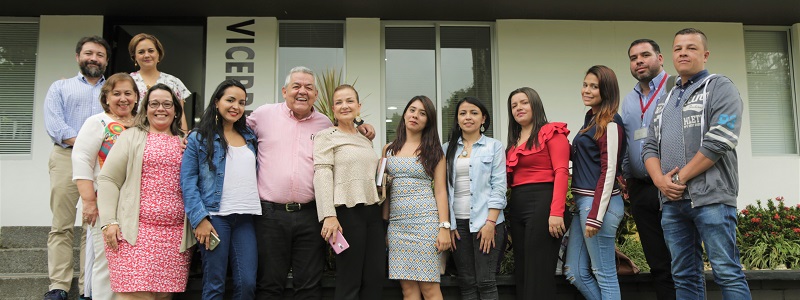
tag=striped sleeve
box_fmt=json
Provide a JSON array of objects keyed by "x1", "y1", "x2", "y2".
[{"x1": 586, "y1": 122, "x2": 623, "y2": 229}]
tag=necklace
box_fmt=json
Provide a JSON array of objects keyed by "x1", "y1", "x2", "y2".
[
  {"x1": 109, "y1": 112, "x2": 132, "y2": 125},
  {"x1": 460, "y1": 138, "x2": 477, "y2": 157}
]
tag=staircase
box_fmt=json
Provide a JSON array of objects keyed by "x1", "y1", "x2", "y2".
[{"x1": 0, "y1": 226, "x2": 82, "y2": 300}]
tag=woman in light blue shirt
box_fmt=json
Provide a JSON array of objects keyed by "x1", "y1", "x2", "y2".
[{"x1": 443, "y1": 97, "x2": 507, "y2": 300}]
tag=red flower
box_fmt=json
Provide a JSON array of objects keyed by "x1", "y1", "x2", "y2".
[
  {"x1": 742, "y1": 209, "x2": 749, "y2": 215},
  {"x1": 745, "y1": 233, "x2": 751, "y2": 237},
  {"x1": 751, "y1": 218, "x2": 761, "y2": 223},
  {"x1": 794, "y1": 228, "x2": 800, "y2": 234},
  {"x1": 789, "y1": 215, "x2": 797, "y2": 221},
  {"x1": 776, "y1": 196, "x2": 785, "y2": 201},
  {"x1": 774, "y1": 214, "x2": 781, "y2": 220}
]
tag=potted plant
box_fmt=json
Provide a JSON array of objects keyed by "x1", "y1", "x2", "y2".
[{"x1": 737, "y1": 197, "x2": 800, "y2": 270}]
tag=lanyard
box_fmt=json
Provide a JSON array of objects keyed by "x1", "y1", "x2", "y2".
[{"x1": 640, "y1": 74, "x2": 668, "y2": 120}]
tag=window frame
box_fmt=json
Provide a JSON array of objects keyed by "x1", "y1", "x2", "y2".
[
  {"x1": 0, "y1": 17, "x2": 39, "y2": 159},
  {"x1": 380, "y1": 21, "x2": 498, "y2": 142},
  {"x1": 744, "y1": 25, "x2": 800, "y2": 156},
  {"x1": 275, "y1": 20, "x2": 346, "y2": 101}
]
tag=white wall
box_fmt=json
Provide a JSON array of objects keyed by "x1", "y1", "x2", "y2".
[
  {"x1": 495, "y1": 20, "x2": 800, "y2": 208},
  {"x1": 345, "y1": 18, "x2": 383, "y2": 149},
  {"x1": 0, "y1": 15, "x2": 104, "y2": 226}
]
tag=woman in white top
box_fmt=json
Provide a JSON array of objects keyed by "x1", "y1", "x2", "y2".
[
  {"x1": 72, "y1": 73, "x2": 139, "y2": 300},
  {"x1": 442, "y1": 97, "x2": 507, "y2": 300},
  {"x1": 128, "y1": 33, "x2": 191, "y2": 133},
  {"x1": 180, "y1": 79, "x2": 260, "y2": 299},
  {"x1": 313, "y1": 84, "x2": 385, "y2": 299}
]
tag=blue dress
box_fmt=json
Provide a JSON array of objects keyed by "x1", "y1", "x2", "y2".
[{"x1": 386, "y1": 156, "x2": 441, "y2": 282}]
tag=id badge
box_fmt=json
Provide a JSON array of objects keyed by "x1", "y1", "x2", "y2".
[{"x1": 634, "y1": 128, "x2": 648, "y2": 141}]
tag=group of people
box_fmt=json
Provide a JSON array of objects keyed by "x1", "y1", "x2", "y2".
[{"x1": 43, "y1": 27, "x2": 750, "y2": 300}]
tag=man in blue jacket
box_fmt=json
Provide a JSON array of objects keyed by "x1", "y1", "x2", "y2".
[{"x1": 642, "y1": 28, "x2": 751, "y2": 299}]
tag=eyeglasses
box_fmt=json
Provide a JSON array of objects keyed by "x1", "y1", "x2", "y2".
[{"x1": 148, "y1": 101, "x2": 174, "y2": 109}]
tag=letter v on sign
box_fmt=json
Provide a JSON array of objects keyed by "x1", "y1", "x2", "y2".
[{"x1": 227, "y1": 19, "x2": 255, "y2": 43}]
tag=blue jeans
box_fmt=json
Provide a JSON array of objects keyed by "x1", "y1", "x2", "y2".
[
  {"x1": 199, "y1": 214, "x2": 258, "y2": 300},
  {"x1": 661, "y1": 200, "x2": 751, "y2": 300},
  {"x1": 564, "y1": 195, "x2": 624, "y2": 300}
]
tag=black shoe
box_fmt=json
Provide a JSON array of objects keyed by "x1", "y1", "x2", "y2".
[
  {"x1": 79, "y1": 295, "x2": 93, "y2": 300},
  {"x1": 43, "y1": 289, "x2": 68, "y2": 300}
]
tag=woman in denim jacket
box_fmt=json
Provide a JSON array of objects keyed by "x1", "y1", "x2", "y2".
[
  {"x1": 181, "y1": 79, "x2": 260, "y2": 299},
  {"x1": 443, "y1": 97, "x2": 507, "y2": 300}
]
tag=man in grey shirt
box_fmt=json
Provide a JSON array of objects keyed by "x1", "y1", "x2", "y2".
[{"x1": 642, "y1": 28, "x2": 751, "y2": 299}]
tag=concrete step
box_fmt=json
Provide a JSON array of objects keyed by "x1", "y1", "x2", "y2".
[
  {"x1": 1, "y1": 226, "x2": 84, "y2": 249},
  {"x1": 0, "y1": 248, "x2": 80, "y2": 274},
  {"x1": 0, "y1": 273, "x2": 80, "y2": 300}
]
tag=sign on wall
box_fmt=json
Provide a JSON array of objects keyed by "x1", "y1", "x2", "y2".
[{"x1": 205, "y1": 17, "x2": 278, "y2": 110}]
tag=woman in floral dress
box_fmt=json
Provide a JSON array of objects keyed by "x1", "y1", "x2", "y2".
[{"x1": 97, "y1": 83, "x2": 194, "y2": 299}]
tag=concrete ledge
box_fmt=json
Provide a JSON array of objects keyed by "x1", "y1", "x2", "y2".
[{"x1": 1, "y1": 226, "x2": 84, "y2": 249}]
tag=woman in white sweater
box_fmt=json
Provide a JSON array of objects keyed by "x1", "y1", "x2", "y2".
[
  {"x1": 313, "y1": 84, "x2": 385, "y2": 299},
  {"x1": 72, "y1": 73, "x2": 139, "y2": 299}
]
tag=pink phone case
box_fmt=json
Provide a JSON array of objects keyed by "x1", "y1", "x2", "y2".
[{"x1": 329, "y1": 231, "x2": 350, "y2": 254}]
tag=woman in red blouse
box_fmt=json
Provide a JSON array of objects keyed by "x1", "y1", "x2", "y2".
[{"x1": 505, "y1": 87, "x2": 571, "y2": 299}]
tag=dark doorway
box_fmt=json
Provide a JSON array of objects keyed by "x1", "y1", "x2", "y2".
[{"x1": 105, "y1": 21, "x2": 205, "y2": 129}]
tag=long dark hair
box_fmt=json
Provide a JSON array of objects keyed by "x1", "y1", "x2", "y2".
[
  {"x1": 445, "y1": 97, "x2": 490, "y2": 186},
  {"x1": 387, "y1": 95, "x2": 443, "y2": 178},
  {"x1": 506, "y1": 87, "x2": 549, "y2": 153},
  {"x1": 194, "y1": 79, "x2": 249, "y2": 171},
  {"x1": 580, "y1": 65, "x2": 620, "y2": 140},
  {"x1": 134, "y1": 83, "x2": 183, "y2": 137}
]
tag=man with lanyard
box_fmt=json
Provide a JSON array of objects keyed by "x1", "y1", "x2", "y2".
[
  {"x1": 247, "y1": 66, "x2": 375, "y2": 299},
  {"x1": 620, "y1": 39, "x2": 675, "y2": 300},
  {"x1": 643, "y1": 28, "x2": 751, "y2": 299},
  {"x1": 43, "y1": 36, "x2": 110, "y2": 300}
]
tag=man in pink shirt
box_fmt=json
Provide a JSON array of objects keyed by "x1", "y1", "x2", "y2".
[{"x1": 247, "y1": 66, "x2": 374, "y2": 299}]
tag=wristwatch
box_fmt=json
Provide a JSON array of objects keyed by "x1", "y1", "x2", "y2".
[
  {"x1": 354, "y1": 116, "x2": 364, "y2": 126},
  {"x1": 671, "y1": 173, "x2": 684, "y2": 185},
  {"x1": 438, "y1": 221, "x2": 451, "y2": 229}
]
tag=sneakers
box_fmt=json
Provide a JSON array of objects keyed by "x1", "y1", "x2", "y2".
[
  {"x1": 42, "y1": 289, "x2": 67, "y2": 300},
  {"x1": 79, "y1": 295, "x2": 92, "y2": 300}
]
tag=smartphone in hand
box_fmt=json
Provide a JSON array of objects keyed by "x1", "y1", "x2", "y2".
[
  {"x1": 209, "y1": 232, "x2": 220, "y2": 251},
  {"x1": 329, "y1": 231, "x2": 349, "y2": 254}
]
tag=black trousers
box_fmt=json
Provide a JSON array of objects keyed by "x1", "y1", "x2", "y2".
[
  {"x1": 255, "y1": 201, "x2": 324, "y2": 300},
  {"x1": 508, "y1": 183, "x2": 562, "y2": 299},
  {"x1": 628, "y1": 178, "x2": 676, "y2": 300},
  {"x1": 333, "y1": 204, "x2": 386, "y2": 300}
]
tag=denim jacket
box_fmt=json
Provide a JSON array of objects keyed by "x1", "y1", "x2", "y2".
[
  {"x1": 181, "y1": 128, "x2": 258, "y2": 228},
  {"x1": 442, "y1": 135, "x2": 507, "y2": 232}
]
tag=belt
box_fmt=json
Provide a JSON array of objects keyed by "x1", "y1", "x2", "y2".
[
  {"x1": 55, "y1": 143, "x2": 73, "y2": 149},
  {"x1": 266, "y1": 201, "x2": 315, "y2": 212}
]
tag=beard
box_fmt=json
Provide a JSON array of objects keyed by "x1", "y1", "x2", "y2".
[
  {"x1": 632, "y1": 64, "x2": 660, "y2": 83},
  {"x1": 80, "y1": 60, "x2": 106, "y2": 78}
]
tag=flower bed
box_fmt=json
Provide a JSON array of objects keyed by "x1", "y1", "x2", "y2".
[{"x1": 737, "y1": 197, "x2": 800, "y2": 270}]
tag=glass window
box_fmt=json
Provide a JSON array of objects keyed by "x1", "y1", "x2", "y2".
[
  {"x1": 277, "y1": 22, "x2": 344, "y2": 99},
  {"x1": 744, "y1": 29, "x2": 798, "y2": 155},
  {"x1": 384, "y1": 25, "x2": 494, "y2": 144},
  {"x1": 0, "y1": 21, "x2": 38, "y2": 155}
]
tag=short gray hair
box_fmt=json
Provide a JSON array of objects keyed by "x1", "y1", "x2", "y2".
[{"x1": 283, "y1": 66, "x2": 316, "y2": 88}]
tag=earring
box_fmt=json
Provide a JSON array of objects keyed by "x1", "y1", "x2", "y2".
[
  {"x1": 134, "y1": 61, "x2": 138, "y2": 67},
  {"x1": 215, "y1": 114, "x2": 219, "y2": 124},
  {"x1": 480, "y1": 124, "x2": 485, "y2": 133}
]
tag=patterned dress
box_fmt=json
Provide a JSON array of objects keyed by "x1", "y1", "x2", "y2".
[
  {"x1": 106, "y1": 133, "x2": 191, "y2": 292},
  {"x1": 387, "y1": 156, "x2": 441, "y2": 282}
]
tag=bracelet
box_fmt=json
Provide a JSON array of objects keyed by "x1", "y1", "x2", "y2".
[
  {"x1": 101, "y1": 221, "x2": 119, "y2": 231},
  {"x1": 485, "y1": 219, "x2": 497, "y2": 225}
]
